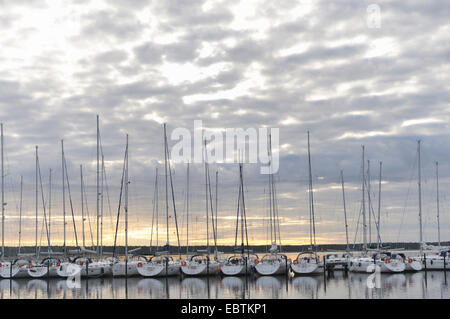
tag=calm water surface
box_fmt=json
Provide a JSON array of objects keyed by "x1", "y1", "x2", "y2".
[{"x1": 1, "y1": 252, "x2": 449, "y2": 299}]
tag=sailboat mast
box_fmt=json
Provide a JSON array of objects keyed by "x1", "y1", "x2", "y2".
[
  {"x1": 186, "y1": 163, "x2": 190, "y2": 254},
  {"x1": 418, "y1": 141, "x2": 423, "y2": 255},
  {"x1": 35, "y1": 146, "x2": 38, "y2": 256},
  {"x1": 101, "y1": 154, "x2": 104, "y2": 258},
  {"x1": 340, "y1": 170, "x2": 349, "y2": 253},
  {"x1": 62, "y1": 140, "x2": 66, "y2": 252},
  {"x1": 436, "y1": 161, "x2": 440, "y2": 249},
  {"x1": 155, "y1": 167, "x2": 159, "y2": 249},
  {"x1": 163, "y1": 124, "x2": 169, "y2": 247},
  {"x1": 18, "y1": 175, "x2": 23, "y2": 255},
  {"x1": 361, "y1": 145, "x2": 367, "y2": 253},
  {"x1": 1, "y1": 123, "x2": 4, "y2": 257},
  {"x1": 215, "y1": 170, "x2": 218, "y2": 249},
  {"x1": 49, "y1": 168, "x2": 52, "y2": 249},
  {"x1": 367, "y1": 160, "x2": 371, "y2": 246},
  {"x1": 307, "y1": 131, "x2": 316, "y2": 251},
  {"x1": 125, "y1": 134, "x2": 129, "y2": 264},
  {"x1": 269, "y1": 135, "x2": 277, "y2": 245},
  {"x1": 96, "y1": 114, "x2": 100, "y2": 254},
  {"x1": 80, "y1": 165, "x2": 85, "y2": 248},
  {"x1": 204, "y1": 139, "x2": 209, "y2": 255},
  {"x1": 377, "y1": 161, "x2": 382, "y2": 250}
]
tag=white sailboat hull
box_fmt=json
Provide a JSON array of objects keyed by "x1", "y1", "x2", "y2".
[
  {"x1": 220, "y1": 263, "x2": 251, "y2": 276},
  {"x1": 349, "y1": 258, "x2": 405, "y2": 273},
  {"x1": 112, "y1": 260, "x2": 140, "y2": 277},
  {"x1": 404, "y1": 258, "x2": 422, "y2": 271},
  {"x1": 28, "y1": 265, "x2": 60, "y2": 278},
  {"x1": 56, "y1": 261, "x2": 107, "y2": 278},
  {"x1": 379, "y1": 260, "x2": 405, "y2": 273},
  {"x1": 136, "y1": 261, "x2": 180, "y2": 277},
  {"x1": 291, "y1": 261, "x2": 323, "y2": 275},
  {"x1": 255, "y1": 259, "x2": 289, "y2": 276},
  {"x1": 181, "y1": 260, "x2": 220, "y2": 276},
  {"x1": 424, "y1": 256, "x2": 450, "y2": 270},
  {"x1": 0, "y1": 263, "x2": 29, "y2": 279}
]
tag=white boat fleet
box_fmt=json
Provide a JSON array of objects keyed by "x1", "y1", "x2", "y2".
[{"x1": 0, "y1": 120, "x2": 448, "y2": 281}]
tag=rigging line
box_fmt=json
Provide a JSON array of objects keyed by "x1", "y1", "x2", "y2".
[
  {"x1": 82, "y1": 176, "x2": 95, "y2": 249},
  {"x1": 272, "y1": 173, "x2": 282, "y2": 248},
  {"x1": 112, "y1": 142, "x2": 127, "y2": 258},
  {"x1": 37, "y1": 154, "x2": 51, "y2": 254},
  {"x1": 166, "y1": 138, "x2": 182, "y2": 255},
  {"x1": 178, "y1": 188, "x2": 186, "y2": 247},
  {"x1": 100, "y1": 141, "x2": 114, "y2": 235},
  {"x1": 396, "y1": 150, "x2": 417, "y2": 242},
  {"x1": 206, "y1": 160, "x2": 218, "y2": 254},
  {"x1": 63, "y1": 155, "x2": 79, "y2": 248},
  {"x1": 149, "y1": 167, "x2": 157, "y2": 253},
  {"x1": 364, "y1": 175, "x2": 383, "y2": 246},
  {"x1": 241, "y1": 163, "x2": 250, "y2": 256},
  {"x1": 352, "y1": 203, "x2": 363, "y2": 249},
  {"x1": 234, "y1": 175, "x2": 242, "y2": 248}
]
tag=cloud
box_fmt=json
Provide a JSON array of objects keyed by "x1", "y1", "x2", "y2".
[{"x1": 0, "y1": 0, "x2": 449, "y2": 247}]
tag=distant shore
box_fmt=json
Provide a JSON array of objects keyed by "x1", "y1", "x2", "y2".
[{"x1": 1, "y1": 242, "x2": 447, "y2": 256}]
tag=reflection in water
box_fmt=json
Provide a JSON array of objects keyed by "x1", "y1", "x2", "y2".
[
  {"x1": 292, "y1": 276, "x2": 319, "y2": 299},
  {"x1": 0, "y1": 271, "x2": 449, "y2": 299}
]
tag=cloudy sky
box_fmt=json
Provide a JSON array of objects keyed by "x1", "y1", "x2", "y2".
[{"x1": 0, "y1": 0, "x2": 449, "y2": 249}]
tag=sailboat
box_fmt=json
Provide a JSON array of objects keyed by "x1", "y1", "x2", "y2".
[
  {"x1": 181, "y1": 139, "x2": 220, "y2": 276},
  {"x1": 255, "y1": 134, "x2": 290, "y2": 276},
  {"x1": 0, "y1": 135, "x2": 33, "y2": 279},
  {"x1": 112, "y1": 134, "x2": 142, "y2": 277},
  {"x1": 28, "y1": 166, "x2": 63, "y2": 278},
  {"x1": 349, "y1": 147, "x2": 405, "y2": 273},
  {"x1": 57, "y1": 134, "x2": 107, "y2": 278},
  {"x1": 291, "y1": 131, "x2": 324, "y2": 275},
  {"x1": 324, "y1": 170, "x2": 352, "y2": 270},
  {"x1": 414, "y1": 143, "x2": 446, "y2": 270},
  {"x1": 137, "y1": 124, "x2": 181, "y2": 277},
  {"x1": 220, "y1": 162, "x2": 257, "y2": 276}
]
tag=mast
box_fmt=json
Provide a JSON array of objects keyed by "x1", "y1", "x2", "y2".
[
  {"x1": 155, "y1": 167, "x2": 159, "y2": 250},
  {"x1": 61, "y1": 140, "x2": 66, "y2": 253},
  {"x1": 1, "y1": 123, "x2": 4, "y2": 257},
  {"x1": 96, "y1": 114, "x2": 100, "y2": 254},
  {"x1": 48, "y1": 168, "x2": 52, "y2": 250},
  {"x1": 186, "y1": 163, "x2": 190, "y2": 254},
  {"x1": 436, "y1": 161, "x2": 441, "y2": 249},
  {"x1": 377, "y1": 161, "x2": 382, "y2": 250},
  {"x1": 204, "y1": 139, "x2": 209, "y2": 255},
  {"x1": 18, "y1": 175, "x2": 23, "y2": 255},
  {"x1": 307, "y1": 131, "x2": 316, "y2": 252},
  {"x1": 101, "y1": 154, "x2": 104, "y2": 258},
  {"x1": 215, "y1": 170, "x2": 218, "y2": 254},
  {"x1": 367, "y1": 160, "x2": 371, "y2": 246},
  {"x1": 340, "y1": 170, "x2": 350, "y2": 254},
  {"x1": 35, "y1": 146, "x2": 38, "y2": 257},
  {"x1": 418, "y1": 141, "x2": 423, "y2": 255},
  {"x1": 164, "y1": 124, "x2": 169, "y2": 247},
  {"x1": 361, "y1": 146, "x2": 367, "y2": 253},
  {"x1": 125, "y1": 134, "x2": 129, "y2": 265},
  {"x1": 80, "y1": 165, "x2": 85, "y2": 248}
]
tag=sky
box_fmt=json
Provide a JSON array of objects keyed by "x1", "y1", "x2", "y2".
[{"x1": 0, "y1": 0, "x2": 449, "y2": 249}]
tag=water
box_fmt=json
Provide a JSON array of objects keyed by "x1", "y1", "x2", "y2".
[
  {"x1": 1, "y1": 251, "x2": 449, "y2": 299},
  {"x1": 0, "y1": 271, "x2": 449, "y2": 299}
]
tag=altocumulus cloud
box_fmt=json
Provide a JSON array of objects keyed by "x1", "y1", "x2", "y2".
[{"x1": 0, "y1": 0, "x2": 449, "y2": 247}]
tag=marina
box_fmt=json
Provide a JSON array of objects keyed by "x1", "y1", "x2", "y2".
[
  {"x1": 0, "y1": 2, "x2": 448, "y2": 302},
  {"x1": 1, "y1": 118, "x2": 450, "y2": 298},
  {"x1": 1, "y1": 252, "x2": 450, "y2": 299}
]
